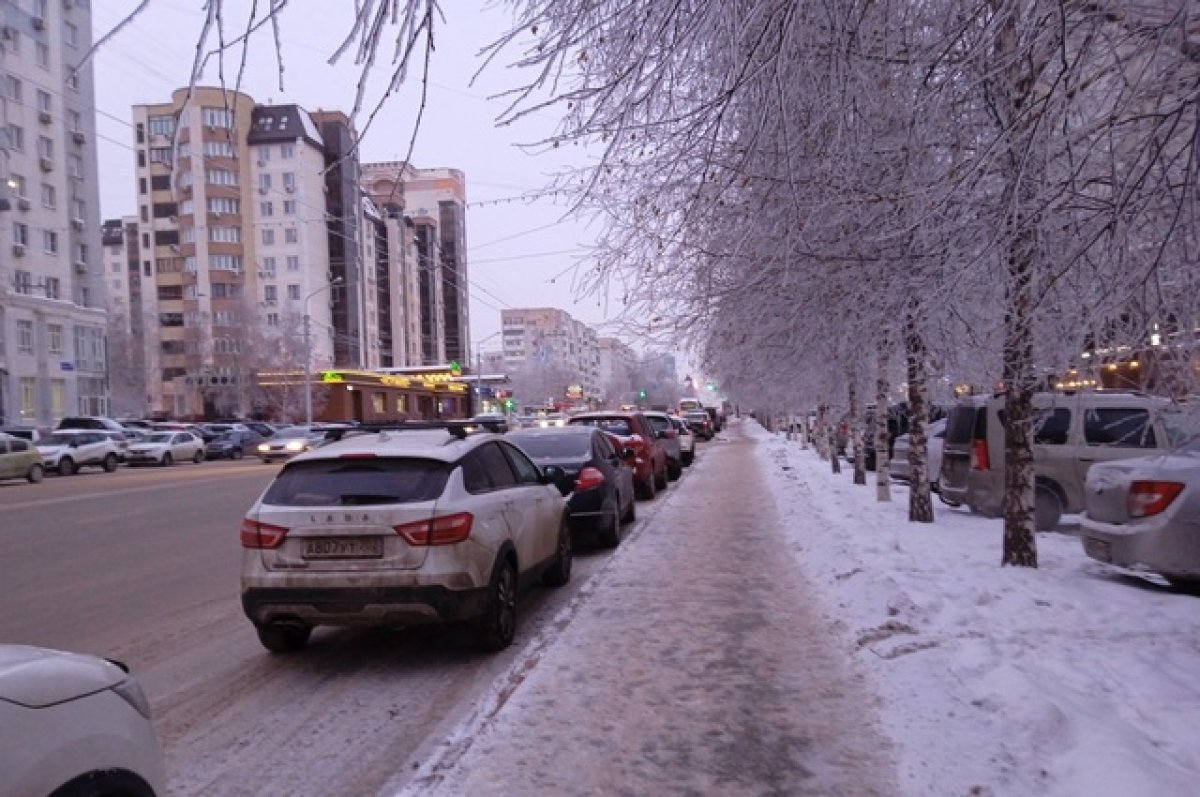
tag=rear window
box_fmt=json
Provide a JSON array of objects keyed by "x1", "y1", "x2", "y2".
[
  {"x1": 510, "y1": 433, "x2": 592, "y2": 460},
  {"x1": 685, "y1": 412, "x2": 708, "y2": 423},
  {"x1": 571, "y1": 417, "x2": 633, "y2": 436},
  {"x1": 944, "y1": 405, "x2": 984, "y2": 445},
  {"x1": 643, "y1": 415, "x2": 671, "y2": 432},
  {"x1": 262, "y1": 457, "x2": 451, "y2": 506},
  {"x1": 1084, "y1": 408, "x2": 1156, "y2": 448}
]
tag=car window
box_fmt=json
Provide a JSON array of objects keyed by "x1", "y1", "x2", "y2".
[
  {"x1": 499, "y1": 441, "x2": 542, "y2": 485},
  {"x1": 594, "y1": 433, "x2": 616, "y2": 461},
  {"x1": 262, "y1": 457, "x2": 451, "y2": 506},
  {"x1": 462, "y1": 443, "x2": 519, "y2": 493},
  {"x1": 571, "y1": 417, "x2": 632, "y2": 436},
  {"x1": 510, "y1": 433, "x2": 591, "y2": 460},
  {"x1": 1084, "y1": 408, "x2": 1156, "y2": 448},
  {"x1": 643, "y1": 415, "x2": 671, "y2": 433},
  {"x1": 944, "y1": 406, "x2": 983, "y2": 445},
  {"x1": 0, "y1": 438, "x2": 9, "y2": 454},
  {"x1": 1032, "y1": 408, "x2": 1071, "y2": 445}
]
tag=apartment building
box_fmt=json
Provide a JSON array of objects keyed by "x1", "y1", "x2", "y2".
[
  {"x1": 597, "y1": 336, "x2": 637, "y2": 405},
  {"x1": 500, "y1": 307, "x2": 601, "y2": 399},
  {"x1": 362, "y1": 161, "x2": 468, "y2": 367},
  {"x1": 0, "y1": 0, "x2": 107, "y2": 427}
]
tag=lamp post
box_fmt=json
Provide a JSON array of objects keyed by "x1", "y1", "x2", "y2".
[
  {"x1": 473, "y1": 330, "x2": 503, "y2": 416},
  {"x1": 303, "y1": 277, "x2": 343, "y2": 426}
]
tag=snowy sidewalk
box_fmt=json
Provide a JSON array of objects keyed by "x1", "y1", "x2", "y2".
[{"x1": 398, "y1": 420, "x2": 899, "y2": 796}]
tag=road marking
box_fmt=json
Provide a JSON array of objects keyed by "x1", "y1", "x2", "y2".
[{"x1": 2, "y1": 464, "x2": 276, "y2": 510}]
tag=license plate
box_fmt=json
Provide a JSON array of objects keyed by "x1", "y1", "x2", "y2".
[
  {"x1": 1083, "y1": 537, "x2": 1111, "y2": 563},
  {"x1": 302, "y1": 537, "x2": 384, "y2": 559}
]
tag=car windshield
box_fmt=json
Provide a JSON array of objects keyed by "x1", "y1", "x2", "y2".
[
  {"x1": 511, "y1": 434, "x2": 592, "y2": 460},
  {"x1": 273, "y1": 427, "x2": 312, "y2": 439},
  {"x1": 572, "y1": 417, "x2": 632, "y2": 436},
  {"x1": 40, "y1": 433, "x2": 80, "y2": 446},
  {"x1": 145, "y1": 433, "x2": 174, "y2": 443},
  {"x1": 262, "y1": 457, "x2": 452, "y2": 506},
  {"x1": 685, "y1": 412, "x2": 708, "y2": 423}
]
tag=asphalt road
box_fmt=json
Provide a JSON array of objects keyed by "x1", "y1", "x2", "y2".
[{"x1": 0, "y1": 455, "x2": 681, "y2": 796}]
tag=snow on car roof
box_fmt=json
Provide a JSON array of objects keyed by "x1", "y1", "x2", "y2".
[{"x1": 286, "y1": 427, "x2": 498, "y2": 464}]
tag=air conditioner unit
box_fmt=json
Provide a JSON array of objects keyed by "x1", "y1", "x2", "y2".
[
  {"x1": 74, "y1": 260, "x2": 88, "y2": 273},
  {"x1": 39, "y1": 157, "x2": 53, "y2": 172},
  {"x1": 38, "y1": 110, "x2": 51, "y2": 124},
  {"x1": 32, "y1": 16, "x2": 45, "y2": 31},
  {"x1": 70, "y1": 217, "x2": 84, "y2": 230},
  {"x1": 12, "y1": 242, "x2": 25, "y2": 256},
  {"x1": 257, "y1": 186, "x2": 267, "y2": 195},
  {"x1": 17, "y1": 197, "x2": 31, "y2": 211},
  {"x1": 285, "y1": 186, "x2": 295, "y2": 194},
  {"x1": 72, "y1": 131, "x2": 86, "y2": 144}
]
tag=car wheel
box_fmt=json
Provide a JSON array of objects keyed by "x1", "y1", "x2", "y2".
[
  {"x1": 1034, "y1": 484, "x2": 1063, "y2": 532},
  {"x1": 57, "y1": 457, "x2": 76, "y2": 476},
  {"x1": 681, "y1": 452, "x2": 693, "y2": 466},
  {"x1": 636, "y1": 471, "x2": 656, "y2": 500},
  {"x1": 102, "y1": 453, "x2": 119, "y2": 473},
  {"x1": 162, "y1": 452, "x2": 173, "y2": 467},
  {"x1": 621, "y1": 491, "x2": 636, "y2": 523},
  {"x1": 26, "y1": 463, "x2": 44, "y2": 483},
  {"x1": 597, "y1": 499, "x2": 621, "y2": 548},
  {"x1": 543, "y1": 518, "x2": 573, "y2": 587},
  {"x1": 193, "y1": 450, "x2": 204, "y2": 464},
  {"x1": 256, "y1": 622, "x2": 311, "y2": 654},
  {"x1": 231, "y1": 448, "x2": 243, "y2": 461},
  {"x1": 476, "y1": 558, "x2": 518, "y2": 652},
  {"x1": 655, "y1": 462, "x2": 668, "y2": 490},
  {"x1": 667, "y1": 458, "x2": 682, "y2": 480}
]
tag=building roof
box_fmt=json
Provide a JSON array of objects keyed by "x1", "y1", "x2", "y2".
[{"x1": 247, "y1": 104, "x2": 324, "y2": 149}]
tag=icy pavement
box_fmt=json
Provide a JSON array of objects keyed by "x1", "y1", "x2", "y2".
[{"x1": 398, "y1": 421, "x2": 899, "y2": 796}]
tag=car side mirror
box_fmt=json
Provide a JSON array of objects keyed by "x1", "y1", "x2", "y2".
[{"x1": 540, "y1": 465, "x2": 572, "y2": 496}]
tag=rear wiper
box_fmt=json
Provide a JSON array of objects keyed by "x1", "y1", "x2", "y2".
[{"x1": 338, "y1": 494, "x2": 398, "y2": 505}]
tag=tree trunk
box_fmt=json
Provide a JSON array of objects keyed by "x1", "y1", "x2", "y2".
[
  {"x1": 848, "y1": 374, "x2": 866, "y2": 485},
  {"x1": 875, "y1": 338, "x2": 891, "y2": 502},
  {"x1": 815, "y1": 403, "x2": 830, "y2": 460},
  {"x1": 1001, "y1": 225, "x2": 1038, "y2": 567},
  {"x1": 905, "y1": 303, "x2": 933, "y2": 523}
]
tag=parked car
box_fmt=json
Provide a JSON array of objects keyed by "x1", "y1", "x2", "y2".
[
  {"x1": 940, "y1": 391, "x2": 1178, "y2": 530},
  {"x1": 1079, "y1": 432, "x2": 1200, "y2": 586},
  {"x1": 240, "y1": 424, "x2": 572, "y2": 653},
  {"x1": 567, "y1": 411, "x2": 669, "y2": 499},
  {"x1": 642, "y1": 410, "x2": 683, "y2": 480},
  {"x1": 0, "y1": 426, "x2": 46, "y2": 445},
  {"x1": 0, "y1": 433, "x2": 44, "y2": 483},
  {"x1": 849, "y1": 403, "x2": 910, "y2": 471},
  {"x1": 56, "y1": 416, "x2": 129, "y2": 433},
  {"x1": 671, "y1": 415, "x2": 696, "y2": 466},
  {"x1": 537, "y1": 413, "x2": 568, "y2": 428},
  {"x1": 684, "y1": 409, "x2": 714, "y2": 441},
  {"x1": 889, "y1": 418, "x2": 948, "y2": 491},
  {"x1": 126, "y1": 431, "x2": 206, "y2": 466},
  {"x1": 0, "y1": 644, "x2": 167, "y2": 797},
  {"x1": 197, "y1": 422, "x2": 250, "y2": 443},
  {"x1": 205, "y1": 429, "x2": 266, "y2": 460},
  {"x1": 36, "y1": 430, "x2": 121, "y2": 476},
  {"x1": 256, "y1": 426, "x2": 330, "y2": 463},
  {"x1": 96, "y1": 429, "x2": 133, "y2": 463},
  {"x1": 508, "y1": 425, "x2": 636, "y2": 547},
  {"x1": 467, "y1": 413, "x2": 510, "y2": 433}
]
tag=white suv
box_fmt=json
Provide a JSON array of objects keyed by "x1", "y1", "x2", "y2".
[
  {"x1": 240, "y1": 424, "x2": 573, "y2": 653},
  {"x1": 36, "y1": 430, "x2": 121, "y2": 475}
]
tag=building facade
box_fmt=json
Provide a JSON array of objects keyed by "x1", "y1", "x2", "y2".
[
  {"x1": 500, "y1": 307, "x2": 601, "y2": 407},
  {"x1": 0, "y1": 0, "x2": 107, "y2": 427}
]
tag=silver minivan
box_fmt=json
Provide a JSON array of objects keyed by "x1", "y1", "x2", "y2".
[{"x1": 940, "y1": 391, "x2": 1176, "y2": 530}]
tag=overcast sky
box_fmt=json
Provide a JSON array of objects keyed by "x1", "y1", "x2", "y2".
[{"x1": 90, "y1": 1, "x2": 654, "y2": 362}]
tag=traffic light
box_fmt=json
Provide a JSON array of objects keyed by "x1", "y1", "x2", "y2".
[{"x1": 638, "y1": 389, "x2": 647, "y2": 399}]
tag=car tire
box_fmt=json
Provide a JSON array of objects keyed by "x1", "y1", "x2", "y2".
[
  {"x1": 256, "y1": 622, "x2": 311, "y2": 654},
  {"x1": 655, "y1": 462, "x2": 668, "y2": 490},
  {"x1": 597, "y1": 499, "x2": 621, "y2": 548},
  {"x1": 27, "y1": 463, "x2": 44, "y2": 483},
  {"x1": 231, "y1": 448, "x2": 243, "y2": 461},
  {"x1": 57, "y1": 457, "x2": 76, "y2": 476},
  {"x1": 476, "y1": 558, "x2": 518, "y2": 652},
  {"x1": 162, "y1": 452, "x2": 173, "y2": 467},
  {"x1": 636, "y1": 471, "x2": 655, "y2": 500},
  {"x1": 1034, "y1": 484, "x2": 1063, "y2": 532},
  {"x1": 48, "y1": 769, "x2": 157, "y2": 797},
  {"x1": 193, "y1": 450, "x2": 204, "y2": 464},
  {"x1": 681, "y1": 452, "x2": 694, "y2": 467},
  {"x1": 621, "y1": 492, "x2": 636, "y2": 523},
  {"x1": 667, "y1": 458, "x2": 682, "y2": 480},
  {"x1": 102, "y1": 453, "x2": 118, "y2": 473},
  {"x1": 543, "y1": 518, "x2": 573, "y2": 587}
]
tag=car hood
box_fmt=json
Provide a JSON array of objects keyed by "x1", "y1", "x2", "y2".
[{"x1": 0, "y1": 644, "x2": 124, "y2": 708}]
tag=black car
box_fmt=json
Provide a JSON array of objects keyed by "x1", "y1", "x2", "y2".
[
  {"x1": 205, "y1": 429, "x2": 266, "y2": 460},
  {"x1": 508, "y1": 425, "x2": 637, "y2": 548}
]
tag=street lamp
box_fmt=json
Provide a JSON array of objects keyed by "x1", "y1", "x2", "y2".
[{"x1": 304, "y1": 277, "x2": 344, "y2": 426}]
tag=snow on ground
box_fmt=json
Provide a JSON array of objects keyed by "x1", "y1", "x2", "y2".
[{"x1": 749, "y1": 421, "x2": 1200, "y2": 797}]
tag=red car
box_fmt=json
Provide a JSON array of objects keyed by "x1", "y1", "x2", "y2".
[{"x1": 567, "y1": 411, "x2": 669, "y2": 499}]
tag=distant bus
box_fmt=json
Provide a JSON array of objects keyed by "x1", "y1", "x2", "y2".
[{"x1": 678, "y1": 398, "x2": 702, "y2": 413}]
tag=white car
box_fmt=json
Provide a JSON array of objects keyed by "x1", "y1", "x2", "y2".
[
  {"x1": 36, "y1": 430, "x2": 121, "y2": 476},
  {"x1": 0, "y1": 644, "x2": 167, "y2": 797},
  {"x1": 240, "y1": 423, "x2": 572, "y2": 653},
  {"x1": 126, "y1": 431, "x2": 205, "y2": 466}
]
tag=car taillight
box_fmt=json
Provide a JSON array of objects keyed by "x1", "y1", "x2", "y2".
[
  {"x1": 970, "y1": 439, "x2": 990, "y2": 471},
  {"x1": 240, "y1": 518, "x2": 290, "y2": 549},
  {"x1": 576, "y1": 467, "x2": 606, "y2": 491},
  {"x1": 394, "y1": 512, "x2": 474, "y2": 545},
  {"x1": 1127, "y1": 481, "x2": 1184, "y2": 519}
]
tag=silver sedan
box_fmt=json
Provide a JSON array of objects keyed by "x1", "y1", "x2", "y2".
[{"x1": 1080, "y1": 434, "x2": 1200, "y2": 587}]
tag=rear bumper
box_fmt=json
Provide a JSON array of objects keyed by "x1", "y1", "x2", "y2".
[
  {"x1": 1080, "y1": 516, "x2": 1200, "y2": 578},
  {"x1": 567, "y1": 487, "x2": 608, "y2": 528},
  {"x1": 241, "y1": 584, "x2": 490, "y2": 627}
]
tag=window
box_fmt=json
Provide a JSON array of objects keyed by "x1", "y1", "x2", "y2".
[
  {"x1": 50, "y1": 380, "x2": 65, "y2": 417},
  {"x1": 283, "y1": 200, "x2": 296, "y2": 215},
  {"x1": 66, "y1": 72, "x2": 79, "y2": 92},
  {"x1": 257, "y1": 145, "x2": 271, "y2": 162},
  {"x1": 282, "y1": 172, "x2": 295, "y2": 191},
  {"x1": 205, "y1": 169, "x2": 237, "y2": 186},
  {"x1": 286, "y1": 255, "x2": 299, "y2": 272},
  {"x1": 44, "y1": 277, "x2": 60, "y2": 299},
  {"x1": 280, "y1": 143, "x2": 295, "y2": 159},
  {"x1": 372, "y1": 393, "x2": 385, "y2": 413},
  {"x1": 261, "y1": 256, "x2": 276, "y2": 275},
  {"x1": 462, "y1": 443, "x2": 518, "y2": 492},
  {"x1": 69, "y1": 110, "x2": 82, "y2": 133},
  {"x1": 266, "y1": 313, "x2": 279, "y2": 326},
  {"x1": 5, "y1": 124, "x2": 24, "y2": 152},
  {"x1": 209, "y1": 226, "x2": 241, "y2": 243},
  {"x1": 65, "y1": 22, "x2": 78, "y2": 47},
  {"x1": 72, "y1": 198, "x2": 86, "y2": 221},
  {"x1": 208, "y1": 197, "x2": 240, "y2": 214},
  {"x1": 203, "y1": 140, "x2": 234, "y2": 157},
  {"x1": 284, "y1": 227, "x2": 298, "y2": 244},
  {"x1": 286, "y1": 284, "x2": 300, "y2": 300},
  {"x1": 201, "y1": 107, "x2": 234, "y2": 129},
  {"x1": 40, "y1": 183, "x2": 55, "y2": 208},
  {"x1": 138, "y1": 177, "x2": 147, "y2": 195},
  {"x1": 43, "y1": 229, "x2": 58, "y2": 254},
  {"x1": 68, "y1": 154, "x2": 83, "y2": 179},
  {"x1": 262, "y1": 229, "x2": 275, "y2": 245},
  {"x1": 181, "y1": 227, "x2": 196, "y2": 244},
  {"x1": 1032, "y1": 409, "x2": 1071, "y2": 445},
  {"x1": 148, "y1": 115, "x2": 176, "y2": 137},
  {"x1": 500, "y1": 441, "x2": 542, "y2": 484},
  {"x1": 13, "y1": 269, "x2": 32, "y2": 294},
  {"x1": 209, "y1": 254, "x2": 243, "y2": 272},
  {"x1": 12, "y1": 222, "x2": 29, "y2": 245},
  {"x1": 20, "y1": 378, "x2": 36, "y2": 418},
  {"x1": 48, "y1": 324, "x2": 63, "y2": 355},
  {"x1": 36, "y1": 89, "x2": 51, "y2": 114},
  {"x1": 17, "y1": 320, "x2": 34, "y2": 354},
  {"x1": 264, "y1": 285, "x2": 278, "y2": 301},
  {"x1": 149, "y1": 147, "x2": 172, "y2": 164},
  {"x1": 1084, "y1": 408, "x2": 1156, "y2": 448},
  {"x1": 258, "y1": 173, "x2": 272, "y2": 191},
  {"x1": 5, "y1": 76, "x2": 20, "y2": 102},
  {"x1": 36, "y1": 42, "x2": 50, "y2": 69},
  {"x1": 37, "y1": 135, "x2": 53, "y2": 159},
  {"x1": 260, "y1": 201, "x2": 273, "y2": 217}
]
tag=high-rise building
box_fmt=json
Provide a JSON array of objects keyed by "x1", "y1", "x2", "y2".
[
  {"x1": 0, "y1": 0, "x2": 107, "y2": 426},
  {"x1": 362, "y1": 162, "x2": 468, "y2": 367},
  {"x1": 597, "y1": 336, "x2": 637, "y2": 405},
  {"x1": 500, "y1": 307, "x2": 601, "y2": 401}
]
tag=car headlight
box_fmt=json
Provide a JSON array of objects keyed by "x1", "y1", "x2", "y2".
[
  {"x1": 285, "y1": 440, "x2": 304, "y2": 451},
  {"x1": 257, "y1": 443, "x2": 270, "y2": 452}
]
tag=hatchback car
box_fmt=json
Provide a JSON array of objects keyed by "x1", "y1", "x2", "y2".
[
  {"x1": 0, "y1": 433, "x2": 44, "y2": 483},
  {"x1": 126, "y1": 431, "x2": 206, "y2": 466},
  {"x1": 206, "y1": 429, "x2": 266, "y2": 460},
  {"x1": 240, "y1": 423, "x2": 573, "y2": 653},
  {"x1": 567, "y1": 411, "x2": 669, "y2": 499},
  {"x1": 1080, "y1": 433, "x2": 1200, "y2": 586},
  {"x1": 508, "y1": 425, "x2": 636, "y2": 547},
  {"x1": 36, "y1": 430, "x2": 121, "y2": 475},
  {"x1": 0, "y1": 644, "x2": 167, "y2": 797},
  {"x1": 889, "y1": 418, "x2": 948, "y2": 491}
]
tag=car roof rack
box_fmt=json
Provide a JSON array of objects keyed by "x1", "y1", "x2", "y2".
[{"x1": 320, "y1": 420, "x2": 505, "y2": 443}]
